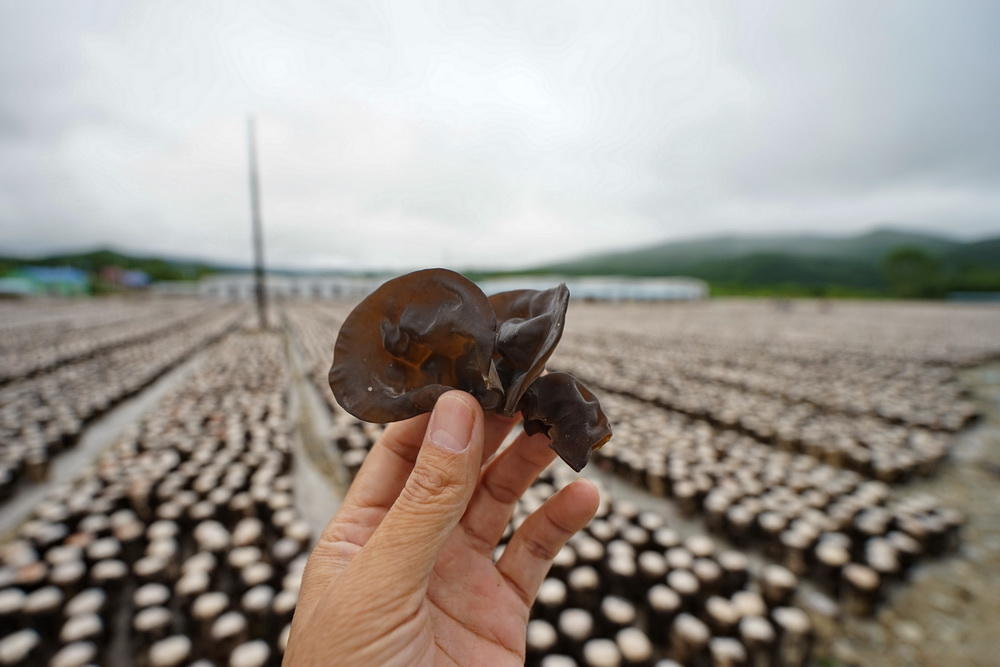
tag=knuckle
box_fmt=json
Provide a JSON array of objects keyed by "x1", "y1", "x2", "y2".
[
  {"x1": 543, "y1": 510, "x2": 576, "y2": 542},
  {"x1": 485, "y1": 475, "x2": 521, "y2": 506},
  {"x1": 308, "y1": 538, "x2": 359, "y2": 570},
  {"x1": 399, "y1": 459, "x2": 466, "y2": 510},
  {"x1": 522, "y1": 534, "x2": 559, "y2": 561}
]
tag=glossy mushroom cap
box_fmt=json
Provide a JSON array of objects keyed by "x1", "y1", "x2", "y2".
[
  {"x1": 330, "y1": 269, "x2": 501, "y2": 422},
  {"x1": 519, "y1": 372, "x2": 613, "y2": 472},
  {"x1": 489, "y1": 285, "x2": 570, "y2": 415},
  {"x1": 329, "y1": 269, "x2": 612, "y2": 471}
]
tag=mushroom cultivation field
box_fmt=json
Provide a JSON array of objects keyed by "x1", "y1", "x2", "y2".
[{"x1": 2, "y1": 296, "x2": 1000, "y2": 666}]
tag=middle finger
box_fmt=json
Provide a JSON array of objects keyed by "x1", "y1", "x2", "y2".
[{"x1": 458, "y1": 430, "x2": 556, "y2": 555}]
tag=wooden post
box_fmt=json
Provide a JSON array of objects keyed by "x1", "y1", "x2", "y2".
[{"x1": 247, "y1": 116, "x2": 268, "y2": 330}]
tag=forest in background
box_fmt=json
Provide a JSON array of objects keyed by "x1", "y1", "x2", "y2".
[{"x1": 528, "y1": 227, "x2": 1000, "y2": 298}]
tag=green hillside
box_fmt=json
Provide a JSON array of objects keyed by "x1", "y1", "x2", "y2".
[
  {"x1": 3, "y1": 227, "x2": 998, "y2": 299},
  {"x1": 533, "y1": 227, "x2": 1000, "y2": 297},
  {"x1": 542, "y1": 227, "x2": 960, "y2": 273},
  {"x1": 948, "y1": 237, "x2": 1000, "y2": 266}
]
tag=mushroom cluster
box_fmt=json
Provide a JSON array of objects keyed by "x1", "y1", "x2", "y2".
[
  {"x1": 0, "y1": 333, "x2": 307, "y2": 667},
  {"x1": 0, "y1": 299, "x2": 218, "y2": 384},
  {"x1": 328, "y1": 269, "x2": 612, "y2": 471},
  {"x1": 0, "y1": 306, "x2": 242, "y2": 500}
]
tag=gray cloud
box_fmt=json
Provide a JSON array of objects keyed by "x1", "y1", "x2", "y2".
[{"x1": 0, "y1": 0, "x2": 997, "y2": 270}]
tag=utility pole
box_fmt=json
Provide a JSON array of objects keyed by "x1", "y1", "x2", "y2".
[{"x1": 247, "y1": 116, "x2": 268, "y2": 330}]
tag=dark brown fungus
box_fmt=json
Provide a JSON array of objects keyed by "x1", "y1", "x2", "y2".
[
  {"x1": 488, "y1": 285, "x2": 570, "y2": 416},
  {"x1": 518, "y1": 372, "x2": 612, "y2": 472},
  {"x1": 329, "y1": 269, "x2": 611, "y2": 471},
  {"x1": 329, "y1": 268, "x2": 501, "y2": 422}
]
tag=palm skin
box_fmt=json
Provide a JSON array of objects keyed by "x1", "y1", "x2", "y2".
[
  {"x1": 285, "y1": 392, "x2": 599, "y2": 667},
  {"x1": 390, "y1": 531, "x2": 539, "y2": 665}
]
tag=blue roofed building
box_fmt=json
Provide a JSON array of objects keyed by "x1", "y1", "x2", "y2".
[{"x1": 15, "y1": 266, "x2": 91, "y2": 296}]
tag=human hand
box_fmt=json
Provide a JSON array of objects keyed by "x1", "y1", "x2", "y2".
[{"x1": 284, "y1": 390, "x2": 600, "y2": 666}]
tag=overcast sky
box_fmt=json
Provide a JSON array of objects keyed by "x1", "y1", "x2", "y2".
[{"x1": 1, "y1": 1, "x2": 998, "y2": 270}]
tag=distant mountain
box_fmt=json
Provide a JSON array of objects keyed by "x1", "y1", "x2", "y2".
[
  {"x1": 531, "y1": 226, "x2": 1000, "y2": 296},
  {"x1": 947, "y1": 237, "x2": 1000, "y2": 266},
  {"x1": 539, "y1": 227, "x2": 963, "y2": 274}
]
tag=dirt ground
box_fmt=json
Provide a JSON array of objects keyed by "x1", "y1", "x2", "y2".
[{"x1": 825, "y1": 363, "x2": 1000, "y2": 667}]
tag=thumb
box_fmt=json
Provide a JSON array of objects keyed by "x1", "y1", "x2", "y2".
[{"x1": 356, "y1": 391, "x2": 484, "y2": 591}]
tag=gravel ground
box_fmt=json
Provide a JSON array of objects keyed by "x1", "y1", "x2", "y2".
[{"x1": 823, "y1": 363, "x2": 1000, "y2": 667}]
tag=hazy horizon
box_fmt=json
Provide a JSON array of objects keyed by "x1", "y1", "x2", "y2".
[
  {"x1": 2, "y1": 1, "x2": 999, "y2": 270},
  {"x1": 5, "y1": 222, "x2": 993, "y2": 274}
]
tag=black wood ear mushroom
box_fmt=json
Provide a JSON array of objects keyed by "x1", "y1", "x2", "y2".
[
  {"x1": 329, "y1": 269, "x2": 502, "y2": 423},
  {"x1": 518, "y1": 372, "x2": 612, "y2": 473},
  {"x1": 489, "y1": 285, "x2": 569, "y2": 416},
  {"x1": 329, "y1": 268, "x2": 611, "y2": 471}
]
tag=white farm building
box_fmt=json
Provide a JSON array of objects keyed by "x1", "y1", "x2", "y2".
[{"x1": 197, "y1": 273, "x2": 707, "y2": 302}]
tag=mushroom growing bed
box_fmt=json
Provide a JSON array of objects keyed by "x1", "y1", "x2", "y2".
[{"x1": 1, "y1": 295, "x2": 998, "y2": 666}]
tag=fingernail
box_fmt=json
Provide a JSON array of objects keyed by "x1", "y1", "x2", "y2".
[{"x1": 428, "y1": 393, "x2": 474, "y2": 453}]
